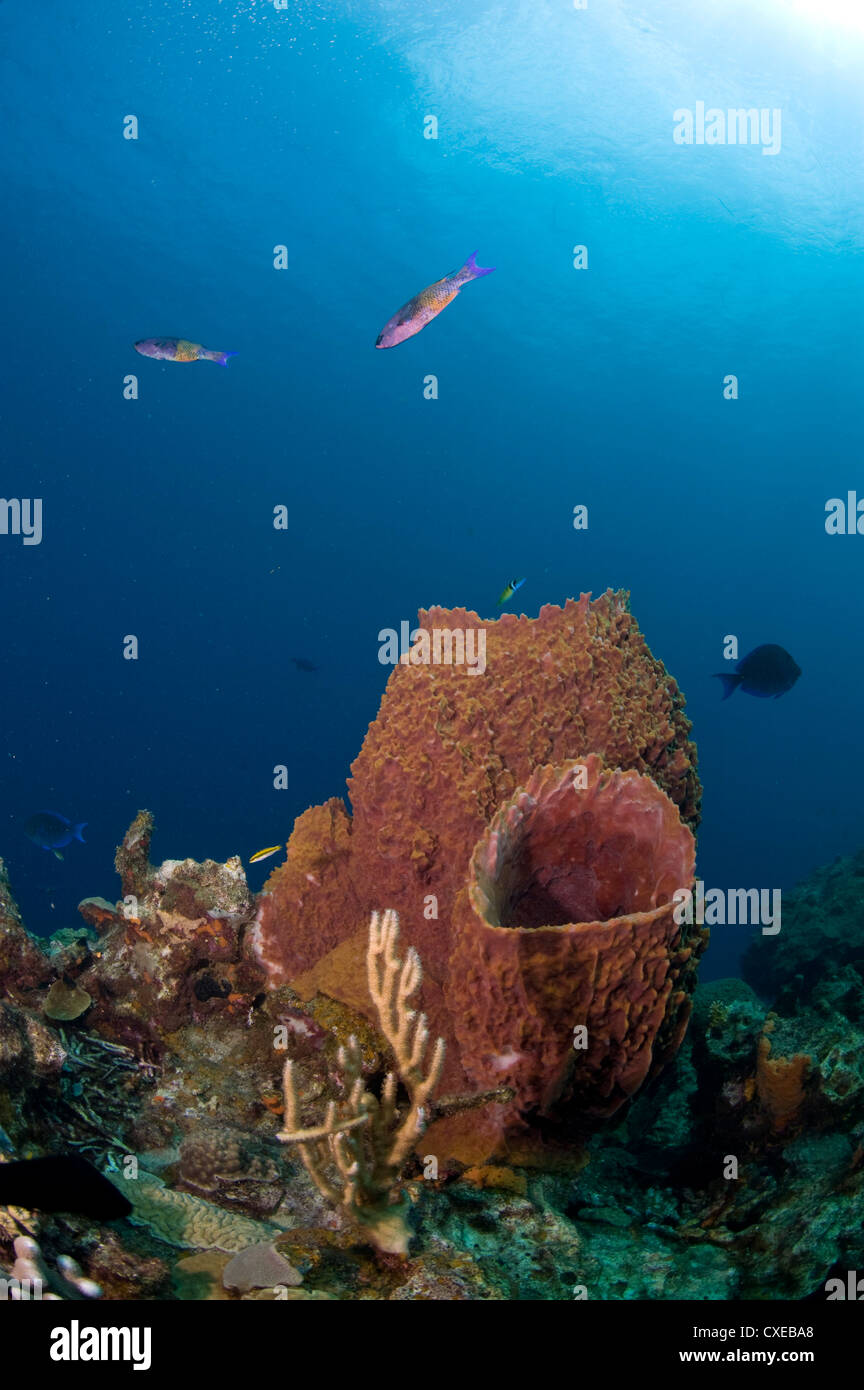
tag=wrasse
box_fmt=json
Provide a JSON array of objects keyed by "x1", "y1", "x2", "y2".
[
  {"x1": 134, "y1": 338, "x2": 237, "y2": 367},
  {"x1": 497, "y1": 577, "x2": 526, "y2": 607},
  {"x1": 249, "y1": 845, "x2": 284, "y2": 864},
  {"x1": 375, "y1": 252, "x2": 495, "y2": 349}
]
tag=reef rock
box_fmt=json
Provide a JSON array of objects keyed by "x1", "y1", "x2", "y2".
[
  {"x1": 0, "y1": 859, "x2": 54, "y2": 1002},
  {"x1": 67, "y1": 813, "x2": 264, "y2": 1053}
]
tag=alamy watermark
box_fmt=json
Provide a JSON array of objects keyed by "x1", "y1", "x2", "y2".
[
  {"x1": 378, "y1": 621, "x2": 486, "y2": 676},
  {"x1": 1, "y1": 498, "x2": 42, "y2": 545},
  {"x1": 673, "y1": 880, "x2": 781, "y2": 935},
  {"x1": 674, "y1": 102, "x2": 781, "y2": 156},
  {"x1": 49, "y1": 1321, "x2": 151, "y2": 1370},
  {"x1": 825, "y1": 492, "x2": 864, "y2": 534}
]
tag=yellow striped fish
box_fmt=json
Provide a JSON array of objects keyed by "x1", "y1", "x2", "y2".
[{"x1": 249, "y1": 845, "x2": 284, "y2": 864}]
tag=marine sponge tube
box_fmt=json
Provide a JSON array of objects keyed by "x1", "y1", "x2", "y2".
[{"x1": 449, "y1": 755, "x2": 702, "y2": 1120}]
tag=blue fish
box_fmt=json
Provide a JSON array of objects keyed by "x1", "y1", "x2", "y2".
[
  {"x1": 713, "y1": 644, "x2": 801, "y2": 700},
  {"x1": 24, "y1": 812, "x2": 87, "y2": 861}
]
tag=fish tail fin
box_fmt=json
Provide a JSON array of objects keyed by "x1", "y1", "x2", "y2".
[
  {"x1": 74, "y1": 822, "x2": 87, "y2": 843},
  {"x1": 213, "y1": 351, "x2": 237, "y2": 367},
  {"x1": 713, "y1": 673, "x2": 741, "y2": 700},
  {"x1": 462, "y1": 251, "x2": 495, "y2": 280}
]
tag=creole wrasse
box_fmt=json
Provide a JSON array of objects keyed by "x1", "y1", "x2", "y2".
[
  {"x1": 134, "y1": 338, "x2": 237, "y2": 367},
  {"x1": 375, "y1": 252, "x2": 495, "y2": 349},
  {"x1": 497, "y1": 577, "x2": 526, "y2": 607}
]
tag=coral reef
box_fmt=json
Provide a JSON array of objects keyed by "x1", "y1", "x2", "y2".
[
  {"x1": 43, "y1": 978, "x2": 92, "y2": 1021},
  {"x1": 0, "y1": 858, "x2": 53, "y2": 1000},
  {"x1": 221, "y1": 1242, "x2": 302, "y2": 1293},
  {"x1": 277, "y1": 910, "x2": 445, "y2": 1254},
  {"x1": 3, "y1": 742, "x2": 863, "y2": 1301},
  {"x1": 4, "y1": 1234, "x2": 102, "y2": 1300},
  {"x1": 251, "y1": 595, "x2": 702, "y2": 1153},
  {"x1": 125, "y1": 1172, "x2": 282, "y2": 1253},
  {"x1": 743, "y1": 847, "x2": 864, "y2": 1014}
]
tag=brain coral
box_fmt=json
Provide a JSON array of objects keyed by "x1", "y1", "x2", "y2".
[
  {"x1": 126, "y1": 1173, "x2": 280, "y2": 1253},
  {"x1": 250, "y1": 593, "x2": 703, "y2": 1147}
]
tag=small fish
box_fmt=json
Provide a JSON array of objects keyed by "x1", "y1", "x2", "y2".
[
  {"x1": 134, "y1": 337, "x2": 237, "y2": 367},
  {"x1": 249, "y1": 845, "x2": 284, "y2": 864},
  {"x1": 0, "y1": 1155, "x2": 132, "y2": 1220},
  {"x1": 713, "y1": 644, "x2": 802, "y2": 700},
  {"x1": 24, "y1": 812, "x2": 87, "y2": 861},
  {"x1": 290, "y1": 657, "x2": 318, "y2": 672},
  {"x1": 497, "y1": 577, "x2": 526, "y2": 607},
  {"x1": 376, "y1": 251, "x2": 495, "y2": 349}
]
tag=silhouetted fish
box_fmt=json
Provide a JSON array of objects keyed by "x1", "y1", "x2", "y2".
[
  {"x1": 713, "y1": 644, "x2": 801, "y2": 700},
  {"x1": 0, "y1": 1155, "x2": 132, "y2": 1220},
  {"x1": 290, "y1": 657, "x2": 318, "y2": 672},
  {"x1": 24, "y1": 812, "x2": 87, "y2": 860}
]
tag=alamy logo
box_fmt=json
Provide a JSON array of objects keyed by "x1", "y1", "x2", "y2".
[
  {"x1": 50, "y1": 1320, "x2": 151, "y2": 1370},
  {"x1": 1, "y1": 497, "x2": 42, "y2": 545},
  {"x1": 825, "y1": 492, "x2": 864, "y2": 534},
  {"x1": 0, "y1": 1275, "x2": 43, "y2": 1299},
  {"x1": 673, "y1": 881, "x2": 781, "y2": 936},
  {"x1": 673, "y1": 102, "x2": 781, "y2": 156},
  {"x1": 378, "y1": 621, "x2": 486, "y2": 676},
  {"x1": 825, "y1": 1271, "x2": 864, "y2": 1300}
]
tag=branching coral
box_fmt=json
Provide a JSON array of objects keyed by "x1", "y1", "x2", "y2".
[
  {"x1": 3, "y1": 1236, "x2": 102, "y2": 1300},
  {"x1": 277, "y1": 910, "x2": 445, "y2": 1255}
]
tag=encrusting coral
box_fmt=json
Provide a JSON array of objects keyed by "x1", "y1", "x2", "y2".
[{"x1": 277, "y1": 910, "x2": 445, "y2": 1255}]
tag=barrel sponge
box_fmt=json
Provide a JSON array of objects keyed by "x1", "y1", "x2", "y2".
[
  {"x1": 449, "y1": 756, "x2": 701, "y2": 1118},
  {"x1": 250, "y1": 592, "x2": 702, "y2": 1111}
]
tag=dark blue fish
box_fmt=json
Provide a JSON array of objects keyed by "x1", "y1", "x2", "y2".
[
  {"x1": 713, "y1": 644, "x2": 801, "y2": 700},
  {"x1": 0, "y1": 1155, "x2": 131, "y2": 1220},
  {"x1": 290, "y1": 657, "x2": 318, "y2": 672},
  {"x1": 24, "y1": 811, "x2": 87, "y2": 860}
]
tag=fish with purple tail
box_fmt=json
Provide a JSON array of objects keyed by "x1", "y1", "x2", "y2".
[
  {"x1": 713, "y1": 644, "x2": 801, "y2": 700},
  {"x1": 375, "y1": 252, "x2": 495, "y2": 348},
  {"x1": 134, "y1": 337, "x2": 237, "y2": 367},
  {"x1": 24, "y1": 812, "x2": 87, "y2": 861}
]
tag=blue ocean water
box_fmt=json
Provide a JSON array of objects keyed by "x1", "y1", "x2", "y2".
[{"x1": 1, "y1": 0, "x2": 862, "y2": 981}]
